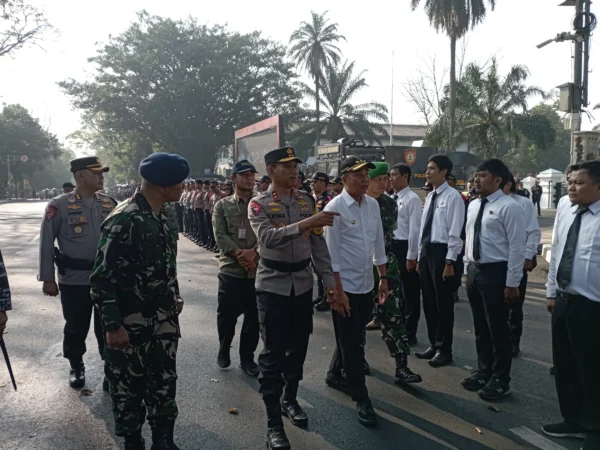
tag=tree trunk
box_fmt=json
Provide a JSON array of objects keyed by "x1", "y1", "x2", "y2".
[
  {"x1": 315, "y1": 75, "x2": 321, "y2": 150},
  {"x1": 449, "y1": 34, "x2": 457, "y2": 152}
]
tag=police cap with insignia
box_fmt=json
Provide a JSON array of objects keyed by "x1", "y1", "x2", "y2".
[
  {"x1": 264, "y1": 147, "x2": 302, "y2": 166},
  {"x1": 340, "y1": 155, "x2": 376, "y2": 174},
  {"x1": 312, "y1": 172, "x2": 329, "y2": 184},
  {"x1": 232, "y1": 159, "x2": 257, "y2": 175},
  {"x1": 260, "y1": 175, "x2": 271, "y2": 183},
  {"x1": 138, "y1": 152, "x2": 190, "y2": 186},
  {"x1": 62, "y1": 182, "x2": 75, "y2": 189},
  {"x1": 333, "y1": 176, "x2": 342, "y2": 185},
  {"x1": 70, "y1": 156, "x2": 110, "y2": 173}
]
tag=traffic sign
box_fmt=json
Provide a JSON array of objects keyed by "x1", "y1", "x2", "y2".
[{"x1": 20, "y1": 155, "x2": 28, "y2": 162}]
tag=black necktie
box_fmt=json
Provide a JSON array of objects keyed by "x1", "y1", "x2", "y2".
[
  {"x1": 420, "y1": 191, "x2": 438, "y2": 249},
  {"x1": 556, "y1": 207, "x2": 589, "y2": 289},
  {"x1": 472, "y1": 198, "x2": 488, "y2": 261},
  {"x1": 392, "y1": 193, "x2": 398, "y2": 200}
]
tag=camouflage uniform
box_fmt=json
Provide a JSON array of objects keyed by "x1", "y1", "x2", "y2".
[
  {"x1": 90, "y1": 191, "x2": 180, "y2": 437},
  {"x1": 372, "y1": 194, "x2": 410, "y2": 357}
]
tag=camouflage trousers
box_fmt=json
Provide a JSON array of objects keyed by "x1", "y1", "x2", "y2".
[
  {"x1": 368, "y1": 284, "x2": 411, "y2": 357},
  {"x1": 104, "y1": 317, "x2": 179, "y2": 437}
]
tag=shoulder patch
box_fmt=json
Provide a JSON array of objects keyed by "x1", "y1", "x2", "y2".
[
  {"x1": 45, "y1": 204, "x2": 58, "y2": 221},
  {"x1": 250, "y1": 200, "x2": 263, "y2": 216}
]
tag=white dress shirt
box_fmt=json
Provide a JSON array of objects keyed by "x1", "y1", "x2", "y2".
[
  {"x1": 546, "y1": 199, "x2": 600, "y2": 302},
  {"x1": 464, "y1": 190, "x2": 526, "y2": 287},
  {"x1": 551, "y1": 195, "x2": 571, "y2": 243},
  {"x1": 418, "y1": 181, "x2": 465, "y2": 261},
  {"x1": 324, "y1": 189, "x2": 387, "y2": 295},
  {"x1": 509, "y1": 193, "x2": 542, "y2": 260},
  {"x1": 392, "y1": 187, "x2": 423, "y2": 260}
]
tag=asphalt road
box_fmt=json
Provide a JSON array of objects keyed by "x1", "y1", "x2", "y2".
[{"x1": 0, "y1": 201, "x2": 582, "y2": 450}]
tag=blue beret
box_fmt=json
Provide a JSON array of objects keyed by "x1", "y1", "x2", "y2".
[{"x1": 139, "y1": 152, "x2": 190, "y2": 186}]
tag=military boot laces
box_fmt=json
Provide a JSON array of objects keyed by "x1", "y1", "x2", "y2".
[
  {"x1": 394, "y1": 355, "x2": 422, "y2": 384},
  {"x1": 124, "y1": 433, "x2": 145, "y2": 450}
]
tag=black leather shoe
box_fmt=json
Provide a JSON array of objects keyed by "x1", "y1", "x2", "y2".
[
  {"x1": 217, "y1": 349, "x2": 231, "y2": 369},
  {"x1": 266, "y1": 427, "x2": 291, "y2": 449},
  {"x1": 314, "y1": 298, "x2": 330, "y2": 311},
  {"x1": 281, "y1": 400, "x2": 308, "y2": 427},
  {"x1": 69, "y1": 365, "x2": 85, "y2": 389},
  {"x1": 102, "y1": 377, "x2": 109, "y2": 392},
  {"x1": 415, "y1": 347, "x2": 436, "y2": 360},
  {"x1": 151, "y1": 426, "x2": 179, "y2": 450},
  {"x1": 325, "y1": 374, "x2": 353, "y2": 397},
  {"x1": 511, "y1": 344, "x2": 520, "y2": 358},
  {"x1": 356, "y1": 398, "x2": 377, "y2": 426},
  {"x1": 428, "y1": 352, "x2": 453, "y2": 368},
  {"x1": 394, "y1": 367, "x2": 422, "y2": 384},
  {"x1": 124, "y1": 432, "x2": 146, "y2": 450},
  {"x1": 240, "y1": 361, "x2": 259, "y2": 377}
]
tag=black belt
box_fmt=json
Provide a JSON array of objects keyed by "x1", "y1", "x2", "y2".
[
  {"x1": 469, "y1": 261, "x2": 507, "y2": 270},
  {"x1": 62, "y1": 257, "x2": 95, "y2": 271},
  {"x1": 557, "y1": 291, "x2": 594, "y2": 305},
  {"x1": 260, "y1": 257, "x2": 311, "y2": 273}
]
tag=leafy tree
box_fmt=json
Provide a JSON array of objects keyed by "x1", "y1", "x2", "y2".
[
  {"x1": 30, "y1": 147, "x2": 76, "y2": 192},
  {"x1": 0, "y1": 104, "x2": 61, "y2": 196},
  {"x1": 411, "y1": 0, "x2": 495, "y2": 150},
  {"x1": 0, "y1": 0, "x2": 54, "y2": 57},
  {"x1": 59, "y1": 11, "x2": 301, "y2": 173},
  {"x1": 291, "y1": 60, "x2": 388, "y2": 151},
  {"x1": 289, "y1": 11, "x2": 345, "y2": 148},
  {"x1": 427, "y1": 59, "x2": 555, "y2": 159}
]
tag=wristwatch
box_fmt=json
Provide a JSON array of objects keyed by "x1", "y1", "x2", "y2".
[
  {"x1": 445, "y1": 260, "x2": 454, "y2": 266},
  {"x1": 380, "y1": 275, "x2": 389, "y2": 280}
]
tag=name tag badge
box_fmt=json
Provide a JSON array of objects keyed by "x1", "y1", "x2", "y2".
[{"x1": 238, "y1": 227, "x2": 247, "y2": 239}]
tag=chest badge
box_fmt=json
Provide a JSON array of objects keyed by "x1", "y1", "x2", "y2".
[
  {"x1": 297, "y1": 200, "x2": 308, "y2": 206},
  {"x1": 300, "y1": 207, "x2": 310, "y2": 212},
  {"x1": 267, "y1": 202, "x2": 279, "y2": 206},
  {"x1": 269, "y1": 207, "x2": 282, "y2": 213},
  {"x1": 74, "y1": 226, "x2": 83, "y2": 234},
  {"x1": 351, "y1": 220, "x2": 356, "y2": 225},
  {"x1": 67, "y1": 205, "x2": 82, "y2": 210},
  {"x1": 67, "y1": 197, "x2": 76, "y2": 203}
]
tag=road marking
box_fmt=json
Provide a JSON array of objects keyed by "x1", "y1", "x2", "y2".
[
  {"x1": 297, "y1": 397, "x2": 314, "y2": 409},
  {"x1": 520, "y1": 357, "x2": 553, "y2": 368},
  {"x1": 510, "y1": 426, "x2": 569, "y2": 450}
]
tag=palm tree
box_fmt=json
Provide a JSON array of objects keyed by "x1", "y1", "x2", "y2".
[
  {"x1": 427, "y1": 58, "x2": 555, "y2": 158},
  {"x1": 289, "y1": 11, "x2": 346, "y2": 148},
  {"x1": 293, "y1": 60, "x2": 389, "y2": 145},
  {"x1": 411, "y1": 0, "x2": 496, "y2": 150}
]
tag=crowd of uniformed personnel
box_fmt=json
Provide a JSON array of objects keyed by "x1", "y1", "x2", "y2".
[{"x1": 0, "y1": 146, "x2": 590, "y2": 450}]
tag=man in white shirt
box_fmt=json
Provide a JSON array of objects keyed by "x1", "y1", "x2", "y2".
[
  {"x1": 461, "y1": 159, "x2": 525, "y2": 400},
  {"x1": 502, "y1": 173, "x2": 541, "y2": 358},
  {"x1": 542, "y1": 160, "x2": 600, "y2": 449},
  {"x1": 415, "y1": 154, "x2": 465, "y2": 367},
  {"x1": 389, "y1": 163, "x2": 422, "y2": 344},
  {"x1": 324, "y1": 156, "x2": 388, "y2": 427}
]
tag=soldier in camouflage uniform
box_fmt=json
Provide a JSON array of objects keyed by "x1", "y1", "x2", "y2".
[
  {"x1": 90, "y1": 152, "x2": 189, "y2": 450},
  {"x1": 367, "y1": 162, "x2": 422, "y2": 385}
]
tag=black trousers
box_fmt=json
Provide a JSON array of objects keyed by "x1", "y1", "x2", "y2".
[
  {"x1": 419, "y1": 243, "x2": 455, "y2": 353},
  {"x1": 217, "y1": 273, "x2": 259, "y2": 362},
  {"x1": 508, "y1": 270, "x2": 528, "y2": 345},
  {"x1": 328, "y1": 291, "x2": 373, "y2": 401},
  {"x1": 533, "y1": 199, "x2": 541, "y2": 215},
  {"x1": 59, "y1": 283, "x2": 104, "y2": 364},
  {"x1": 257, "y1": 287, "x2": 313, "y2": 407},
  {"x1": 552, "y1": 292, "x2": 600, "y2": 431},
  {"x1": 392, "y1": 240, "x2": 421, "y2": 340},
  {"x1": 195, "y1": 209, "x2": 206, "y2": 244},
  {"x1": 205, "y1": 212, "x2": 215, "y2": 247},
  {"x1": 466, "y1": 262, "x2": 512, "y2": 383}
]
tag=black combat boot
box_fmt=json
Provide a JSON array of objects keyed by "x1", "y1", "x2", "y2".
[
  {"x1": 150, "y1": 423, "x2": 179, "y2": 450},
  {"x1": 69, "y1": 360, "x2": 85, "y2": 389},
  {"x1": 266, "y1": 405, "x2": 290, "y2": 450},
  {"x1": 281, "y1": 382, "x2": 308, "y2": 428},
  {"x1": 394, "y1": 354, "x2": 422, "y2": 385},
  {"x1": 124, "y1": 431, "x2": 145, "y2": 450}
]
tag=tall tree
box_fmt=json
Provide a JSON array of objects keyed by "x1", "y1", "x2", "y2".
[
  {"x1": 0, "y1": 0, "x2": 54, "y2": 57},
  {"x1": 292, "y1": 60, "x2": 388, "y2": 148},
  {"x1": 411, "y1": 0, "x2": 495, "y2": 150},
  {"x1": 60, "y1": 12, "x2": 301, "y2": 172},
  {"x1": 427, "y1": 59, "x2": 555, "y2": 159},
  {"x1": 289, "y1": 11, "x2": 345, "y2": 149}
]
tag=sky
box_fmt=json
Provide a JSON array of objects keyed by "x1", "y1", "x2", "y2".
[{"x1": 0, "y1": 0, "x2": 598, "y2": 150}]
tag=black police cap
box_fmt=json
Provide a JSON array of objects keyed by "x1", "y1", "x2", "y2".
[
  {"x1": 260, "y1": 175, "x2": 271, "y2": 183},
  {"x1": 312, "y1": 172, "x2": 329, "y2": 184},
  {"x1": 264, "y1": 147, "x2": 302, "y2": 166},
  {"x1": 62, "y1": 182, "x2": 75, "y2": 188},
  {"x1": 340, "y1": 156, "x2": 375, "y2": 175},
  {"x1": 70, "y1": 157, "x2": 109, "y2": 173}
]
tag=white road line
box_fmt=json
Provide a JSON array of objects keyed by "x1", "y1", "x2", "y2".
[{"x1": 510, "y1": 426, "x2": 570, "y2": 450}]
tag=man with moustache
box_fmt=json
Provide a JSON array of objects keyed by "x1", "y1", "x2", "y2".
[{"x1": 311, "y1": 171, "x2": 334, "y2": 312}]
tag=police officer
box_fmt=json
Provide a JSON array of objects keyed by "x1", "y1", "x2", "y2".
[
  {"x1": 208, "y1": 180, "x2": 222, "y2": 253},
  {"x1": 249, "y1": 147, "x2": 337, "y2": 450},
  {"x1": 194, "y1": 179, "x2": 207, "y2": 246},
  {"x1": 202, "y1": 180, "x2": 215, "y2": 249},
  {"x1": 91, "y1": 152, "x2": 189, "y2": 450},
  {"x1": 310, "y1": 172, "x2": 333, "y2": 311},
  {"x1": 258, "y1": 175, "x2": 271, "y2": 193},
  {"x1": 62, "y1": 182, "x2": 75, "y2": 194},
  {"x1": 331, "y1": 176, "x2": 343, "y2": 196},
  {"x1": 38, "y1": 157, "x2": 117, "y2": 389},
  {"x1": 213, "y1": 160, "x2": 260, "y2": 376}
]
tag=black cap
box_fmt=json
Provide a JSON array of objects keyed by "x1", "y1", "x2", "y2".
[
  {"x1": 264, "y1": 147, "x2": 302, "y2": 165},
  {"x1": 260, "y1": 175, "x2": 271, "y2": 183},
  {"x1": 209, "y1": 179, "x2": 218, "y2": 185},
  {"x1": 203, "y1": 180, "x2": 210, "y2": 185},
  {"x1": 340, "y1": 156, "x2": 375, "y2": 174},
  {"x1": 195, "y1": 179, "x2": 203, "y2": 184},
  {"x1": 333, "y1": 176, "x2": 342, "y2": 184},
  {"x1": 62, "y1": 182, "x2": 75, "y2": 189},
  {"x1": 299, "y1": 171, "x2": 306, "y2": 182},
  {"x1": 446, "y1": 174, "x2": 457, "y2": 182},
  {"x1": 70, "y1": 157, "x2": 109, "y2": 173},
  {"x1": 232, "y1": 159, "x2": 257, "y2": 175},
  {"x1": 312, "y1": 172, "x2": 329, "y2": 183}
]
